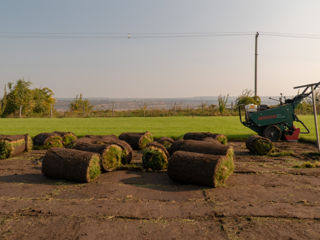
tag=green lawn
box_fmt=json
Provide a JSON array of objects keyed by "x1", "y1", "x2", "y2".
[{"x1": 0, "y1": 115, "x2": 319, "y2": 142}]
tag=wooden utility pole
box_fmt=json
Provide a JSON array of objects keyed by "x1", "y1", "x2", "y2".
[
  {"x1": 111, "y1": 102, "x2": 115, "y2": 117},
  {"x1": 254, "y1": 32, "x2": 259, "y2": 97}
]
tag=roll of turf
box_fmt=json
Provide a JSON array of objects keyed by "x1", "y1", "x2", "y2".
[
  {"x1": 119, "y1": 131, "x2": 153, "y2": 150},
  {"x1": 169, "y1": 139, "x2": 234, "y2": 163},
  {"x1": 73, "y1": 142, "x2": 122, "y2": 171},
  {"x1": 85, "y1": 134, "x2": 118, "y2": 140},
  {"x1": 24, "y1": 134, "x2": 33, "y2": 152},
  {"x1": 142, "y1": 142, "x2": 170, "y2": 170},
  {"x1": 77, "y1": 136, "x2": 133, "y2": 164},
  {"x1": 33, "y1": 133, "x2": 63, "y2": 149},
  {"x1": 246, "y1": 135, "x2": 274, "y2": 155},
  {"x1": 54, "y1": 131, "x2": 78, "y2": 148},
  {"x1": 183, "y1": 132, "x2": 227, "y2": 144},
  {"x1": 0, "y1": 135, "x2": 26, "y2": 159},
  {"x1": 42, "y1": 148, "x2": 101, "y2": 183},
  {"x1": 156, "y1": 137, "x2": 174, "y2": 150},
  {"x1": 168, "y1": 151, "x2": 234, "y2": 187}
]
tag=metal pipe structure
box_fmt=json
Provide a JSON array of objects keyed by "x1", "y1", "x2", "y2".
[
  {"x1": 294, "y1": 82, "x2": 320, "y2": 152},
  {"x1": 254, "y1": 32, "x2": 259, "y2": 97},
  {"x1": 311, "y1": 86, "x2": 320, "y2": 152}
]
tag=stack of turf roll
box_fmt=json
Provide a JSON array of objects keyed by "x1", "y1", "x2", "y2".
[
  {"x1": 119, "y1": 131, "x2": 153, "y2": 150},
  {"x1": 0, "y1": 135, "x2": 30, "y2": 159},
  {"x1": 155, "y1": 137, "x2": 174, "y2": 151},
  {"x1": 183, "y1": 132, "x2": 228, "y2": 145},
  {"x1": 142, "y1": 142, "x2": 170, "y2": 170},
  {"x1": 33, "y1": 132, "x2": 64, "y2": 149},
  {"x1": 53, "y1": 131, "x2": 77, "y2": 148},
  {"x1": 168, "y1": 139, "x2": 235, "y2": 187},
  {"x1": 73, "y1": 142, "x2": 123, "y2": 171},
  {"x1": 42, "y1": 148, "x2": 101, "y2": 183},
  {"x1": 77, "y1": 135, "x2": 133, "y2": 164},
  {"x1": 169, "y1": 139, "x2": 233, "y2": 157},
  {"x1": 246, "y1": 135, "x2": 274, "y2": 155}
]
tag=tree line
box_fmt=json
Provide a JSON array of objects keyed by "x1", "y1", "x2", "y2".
[
  {"x1": 0, "y1": 79, "x2": 55, "y2": 117},
  {"x1": 0, "y1": 79, "x2": 318, "y2": 118},
  {"x1": 0, "y1": 79, "x2": 92, "y2": 118}
]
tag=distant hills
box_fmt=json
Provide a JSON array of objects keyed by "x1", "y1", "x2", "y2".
[{"x1": 55, "y1": 96, "x2": 286, "y2": 112}]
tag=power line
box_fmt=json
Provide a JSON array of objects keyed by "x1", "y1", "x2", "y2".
[
  {"x1": 260, "y1": 32, "x2": 320, "y2": 39},
  {"x1": 1, "y1": 31, "x2": 320, "y2": 40},
  {"x1": 130, "y1": 32, "x2": 254, "y2": 39},
  {"x1": 0, "y1": 31, "x2": 254, "y2": 39}
]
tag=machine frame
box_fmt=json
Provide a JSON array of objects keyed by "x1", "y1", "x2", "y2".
[{"x1": 239, "y1": 82, "x2": 320, "y2": 141}]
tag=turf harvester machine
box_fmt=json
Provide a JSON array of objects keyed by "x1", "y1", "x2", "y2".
[{"x1": 239, "y1": 82, "x2": 320, "y2": 141}]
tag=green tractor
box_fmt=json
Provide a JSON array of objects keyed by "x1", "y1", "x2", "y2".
[{"x1": 238, "y1": 83, "x2": 320, "y2": 141}]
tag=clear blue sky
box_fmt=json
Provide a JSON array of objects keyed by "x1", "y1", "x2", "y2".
[{"x1": 1, "y1": 0, "x2": 320, "y2": 98}]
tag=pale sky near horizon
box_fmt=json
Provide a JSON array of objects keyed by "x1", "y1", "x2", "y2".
[{"x1": 1, "y1": 0, "x2": 320, "y2": 98}]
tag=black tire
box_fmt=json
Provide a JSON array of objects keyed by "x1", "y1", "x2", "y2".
[{"x1": 263, "y1": 125, "x2": 282, "y2": 142}]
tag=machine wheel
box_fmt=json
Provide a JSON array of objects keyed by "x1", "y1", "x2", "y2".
[{"x1": 263, "y1": 125, "x2": 282, "y2": 142}]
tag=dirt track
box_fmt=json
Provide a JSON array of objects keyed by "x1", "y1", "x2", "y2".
[{"x1": 0, "y1": 141, "x2": 320, "y2": 239}]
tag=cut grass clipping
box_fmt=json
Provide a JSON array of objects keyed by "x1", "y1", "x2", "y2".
[
  {"x1": 0, "y1": 135, "x2": 27, "y2": 159},
  {"x1": 42, "y1": 148, "x2": 101, "y2": 183},
  {"x1": 119, "y1": 131, "x2": 154, "y2": 150},
  {"x1": 183, "y1": 132, "x2": 228, "y2": 145},
  {"x1": 246, "y1": 135, "x2": 274, "y2": 155},
  {"x1": 293, "y1": 161, "x2": 320, "y2": 168},
  {"x1": 168, "y1": 151, "x2": 234, "y2": 187},
  {"x1": 142, "y1": 142, "x2": 170, "y2": 170},
  {"x1": 268, "y1": 150, "x2": 294, "y2": 157},
  {"x1": 74, "y1": 142, "x2": 122, "y2": 171}
]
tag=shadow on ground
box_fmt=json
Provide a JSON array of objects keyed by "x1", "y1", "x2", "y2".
[
  {"x1": 120, "y1": 170, "x2": 209, "y2": 192},
  {"x1": 0, "y1": 173, "x2": 78, "y2": 185}
]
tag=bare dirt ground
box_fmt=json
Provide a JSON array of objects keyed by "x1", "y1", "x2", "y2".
[{"x1": 0, "y1": 141, "x2": 320, "y2": 240}]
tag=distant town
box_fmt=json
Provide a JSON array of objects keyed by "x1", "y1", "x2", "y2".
[{"x1": 55, "y1": 96, "x2": 283, "y2": 112}]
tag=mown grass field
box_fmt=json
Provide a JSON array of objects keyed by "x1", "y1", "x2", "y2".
[{"x1": 0, "y1": 115, "x2": 318, "y2": 142}]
